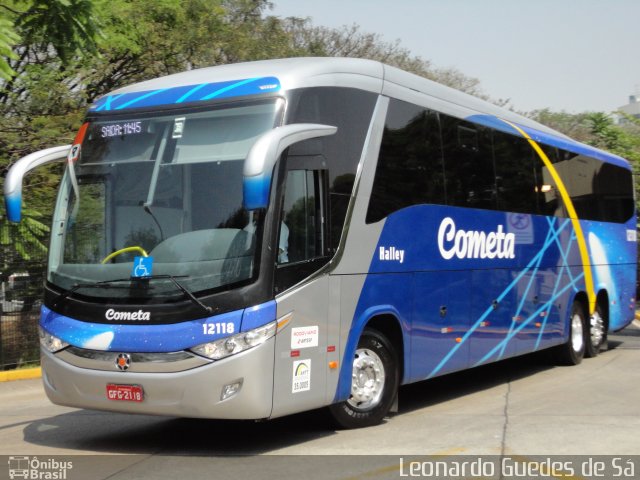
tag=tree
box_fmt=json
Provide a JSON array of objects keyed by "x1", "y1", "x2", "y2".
[
  {"x1": 0, "y1": 0, "x2": 101, "y2": 216},
  {"x1": 0, "y1": 0, "x2": 99, "y2": 101},
  {"x1": 0, "y1": 13, "x2": 19, "y2": 80}
]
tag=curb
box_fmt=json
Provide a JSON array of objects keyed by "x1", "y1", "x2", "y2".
[{"x1": 0, "y1": 367, "x2": 42, "y2": 383}]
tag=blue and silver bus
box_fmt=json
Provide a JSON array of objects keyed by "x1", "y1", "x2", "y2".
[{"x1": 4, "y1": 58, "x2": 636, "y2": 428}]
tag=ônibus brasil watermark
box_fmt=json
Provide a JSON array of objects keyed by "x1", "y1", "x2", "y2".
[{"x1": 7, "y1": 456, "x2": 72, "y2": 480}]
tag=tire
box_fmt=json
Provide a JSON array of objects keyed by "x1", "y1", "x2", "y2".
[
  {"x1": 585, "y1": 302, "x2": 607, "y2": 358},
  {"x1": 329, "y1": 329, "x2": 399, "y2": 429},
  {"x1": 554, "y1": 301, "x2": 587, "y2": 365}
]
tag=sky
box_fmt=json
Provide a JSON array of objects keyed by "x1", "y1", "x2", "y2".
[{"x1": 269, "y1": 0, "x2": 640, "y2": 114}]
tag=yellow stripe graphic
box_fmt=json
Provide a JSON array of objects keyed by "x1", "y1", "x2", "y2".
[{"x1": 502, "y1": 120, "x2": 595, "y2": 313}]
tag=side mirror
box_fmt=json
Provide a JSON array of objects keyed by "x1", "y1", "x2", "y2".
[
  {"x1": 243, "y1": 124, "x2": 337, "y2": 209},
  {"x1": 3, "y1": 145, "x2": 70, "y2": 222}
]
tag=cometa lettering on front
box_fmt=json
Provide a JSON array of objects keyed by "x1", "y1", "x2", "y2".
[
  {"x1": 437, "y1": 217, "x2": 515, "y2": 260},
  {"x1": 105, "y1": 308, "x2": 151, "y2": 321}
]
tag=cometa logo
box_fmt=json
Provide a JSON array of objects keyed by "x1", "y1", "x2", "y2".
[
  {"x1": 437, "y1": 217, "x2": 515, "y2": 260},
  {"x1": 105, "y1": 309, "x2": 151, "y2": 321}
]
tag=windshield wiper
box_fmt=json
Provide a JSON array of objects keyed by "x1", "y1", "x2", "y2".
[
  {"x1": 51, "y1": 279, "x2": 133, "y2": 309},
  {"x1": 52, "y1": 275, "x2": 214, "y2": 315},
  {"x1": 132, "y1": 274, "x2": 214, "y2": 315}
]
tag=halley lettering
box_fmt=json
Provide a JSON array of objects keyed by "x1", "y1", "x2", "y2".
[
  {"x1": 437, "y1": 217, "x2": 515, "y2": 260},
  {"x1": 379, "y1": 246, "x2": 405, "y2": 264},
  {"x1": 105, "y1": 308, "x2": 151, "y2": 321}
]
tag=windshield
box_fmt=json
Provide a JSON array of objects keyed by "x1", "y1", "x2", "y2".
[{"x1": 48, "y1": 100, "x2": 281, "y2": 299}]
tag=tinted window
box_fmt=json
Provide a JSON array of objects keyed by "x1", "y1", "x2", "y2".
[
  {"x1": 275, "y1": 168, "x2": 329, "y2": 293},
  {"x1": 367, "y1": 100, "x2": 445, "y2": 223},
  {"x1": 441, "y1": 116, "x2": 496, "y2": 210},
  {"x1": 555, "y1": 149, "x2": 634, "y2": 222},
  {"x1": 594, "y1": 162, "x2": 635, "y2": 222},
  {"x1": 366, "y1": 99, "x2": 633, "y2": 224},
  {"x1": 286, "y1": 88, "x2": 377, "y2": 250},
  {"x1": 493, "y1": 131, "x2": 538, "y2": 214},
  {"x1": 278, "y1": 170, "x2": 324, "y2": 264}
]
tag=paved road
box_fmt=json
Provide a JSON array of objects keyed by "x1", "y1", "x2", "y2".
[{"x1": 1, "y1": 323, "x2": 639, "y2": 479}]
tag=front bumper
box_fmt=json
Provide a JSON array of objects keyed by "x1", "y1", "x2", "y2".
[{"x1": 41, "y1": 338, "x2": 275, "y2": 419}]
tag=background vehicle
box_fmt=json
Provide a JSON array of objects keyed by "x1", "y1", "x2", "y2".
[{"x1": 0, "y1": 273, "x2": 28, "y2": 313}]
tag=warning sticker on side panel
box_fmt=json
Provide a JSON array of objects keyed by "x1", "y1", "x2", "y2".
[
  {"x1": 291, "y1": 326, "x2": 319, "y2": 349},
  {"x1": 292, "y1": 359, "x2": 311, "y2": 393}
]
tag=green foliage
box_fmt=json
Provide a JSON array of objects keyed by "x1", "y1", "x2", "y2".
[
  {"x1": 0, "y1": 206, "x2": 49, "y2": 261},
  {"x1": 588, "y1": 112, "x2": 640, "y2": 163},
  {"x1": 527, "y1": 109, "x2": 595, "y2": 143},
  {"x1": 15, "y1": 0, "x2": 99, "y2": 63},
  {"x1": 0, "y1": 15, "x2": 20, "y2": 80}
]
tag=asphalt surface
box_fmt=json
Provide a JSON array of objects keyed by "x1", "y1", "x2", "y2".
[{"x1": 0, "y1": 322, "x2": 639, "y2": 479}]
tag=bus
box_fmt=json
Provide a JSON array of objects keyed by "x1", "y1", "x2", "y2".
[{"x1": 4, "y1": 58, "x2": 636, "y2": 428}]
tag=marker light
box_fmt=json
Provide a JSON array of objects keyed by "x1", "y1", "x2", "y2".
[
  {"x1": 191, "y1": 321, "x2": 277, "y2": 360},
  {"x1": 39, "y1": 327, "x2": 69, "y2": 353}
]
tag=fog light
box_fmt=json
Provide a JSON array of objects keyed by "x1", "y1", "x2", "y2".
[{"x1": 221, "y1": 379, "x2": 243, "y2": 401}]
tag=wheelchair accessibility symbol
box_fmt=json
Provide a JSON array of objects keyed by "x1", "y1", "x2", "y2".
[
  {"x1": 132, "y1": 256, "x2": 153, "y2": 278},
  {"x1": 506, "y1": 212, "x2": 534, "y2": 244}
]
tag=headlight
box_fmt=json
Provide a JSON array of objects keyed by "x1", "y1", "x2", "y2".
[
  {"x1": 191, "y1": 321, "x2": 276, "y2": 360},
  {"x1": 39, "y1": 327, "x2": 69, "y2": 353}
]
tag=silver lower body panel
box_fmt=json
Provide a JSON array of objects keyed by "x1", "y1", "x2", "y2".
[{"x1": 41, "y1": 338, "x2": 275, "y2": 419}]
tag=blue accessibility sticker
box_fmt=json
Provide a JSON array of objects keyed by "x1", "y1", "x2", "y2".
[{"x1": 131, "y1": 256, "x2": 153, "y2": 278}]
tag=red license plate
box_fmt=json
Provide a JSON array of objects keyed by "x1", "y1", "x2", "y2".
[{"x1": 106, "y1": 384, "x2": 144, "y2": 402}]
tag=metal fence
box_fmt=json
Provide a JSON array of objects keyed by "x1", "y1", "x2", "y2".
[{"x1": 1, "y1": 223, "x2": 48, "y2": 370}]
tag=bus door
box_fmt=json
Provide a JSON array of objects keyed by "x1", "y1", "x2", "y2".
[{"x1": 271, "y1": 155, "x2": 333, "y2": 417}]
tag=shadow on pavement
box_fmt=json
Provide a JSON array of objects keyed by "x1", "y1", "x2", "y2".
[
  {"x1": 22, "y1": 350, "x2": 560, "y2": 455},
  {"x1": 20, "y1": 323, "x2": 638, "y2": 455}
]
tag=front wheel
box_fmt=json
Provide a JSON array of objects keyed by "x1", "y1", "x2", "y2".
[
  {"x1": 554, "y1": 301, "x2": 587, "y2": 365},
  {"x1": 329, "y1": 329, "x2": 399, "y2": 429}
]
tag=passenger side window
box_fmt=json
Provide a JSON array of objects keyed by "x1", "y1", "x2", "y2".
[
  {"x1": 366, "y1": 100, "x2": 445, "y2": 223},
  {"x1": 554, "y1": 149, "x2": 635, "y2": 222},
  {"x1": 441, "y1": 116, "x2": 497, "y2": 211},
  {"x1": 278, "y1": 169, "x2": 326, "y2": 265},
  {"x1": 493, "y1": 131, "x2": 538, "y2": 214},
  {"x1": 275, "y1": 169, "x2": 329, "y2": 293},
  {"x1": 367, "y1": 98, "x2": 634, "y2": 224}
]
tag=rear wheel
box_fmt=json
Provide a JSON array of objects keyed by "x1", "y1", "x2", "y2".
[
  {"x1": 585, "y1": 303, "x2": 607, "y2": 358},
  {"x1": 329, "y1": 329, "x2": 398, "y2": 429},
  {"x1": 554, "y1": 301, "x2": 586, "y2": 365}
]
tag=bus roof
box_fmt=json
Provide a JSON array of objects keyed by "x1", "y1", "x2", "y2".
[{"x1": 89, "y1": 57, "x2": 630, "y2": 170}]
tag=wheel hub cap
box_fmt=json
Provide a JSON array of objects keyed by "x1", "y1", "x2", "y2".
[
  {"x1": 571, "y1": 313, "x2": 584, "y2": 352},
  {"x1": 348, "y1": 348, "x2": 385, "y2": 411},
  {"x1": 590, "y1": 312, "x2": 604, "y2": 347}
]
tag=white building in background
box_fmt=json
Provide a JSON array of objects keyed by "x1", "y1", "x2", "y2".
[{"x1": 616, "y1": 90, "x2": 640, "y2": 123}]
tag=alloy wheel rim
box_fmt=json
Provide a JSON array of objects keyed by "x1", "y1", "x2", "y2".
[
  {"x1": 348, "y1": 348, "x2": 386, "y2": 411},
  {"x1": 571, "y1": 313, "x2": 584, "y2": 353},
  {"x1": 590, "y1": 311, "x2": 604, "y2": 347}
]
